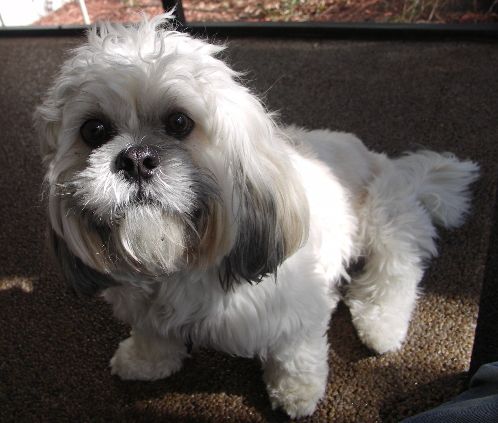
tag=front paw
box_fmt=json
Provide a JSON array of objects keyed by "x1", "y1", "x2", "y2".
[
  {"x1": 110, "y1": 336, "x2": 184, "y2": 381},
  {"x1": 349, "y1": 303, "x2": 409, "y2": 354},
  {"x1": 265, "y1": 371, "x2": 326, "y2": 418}
]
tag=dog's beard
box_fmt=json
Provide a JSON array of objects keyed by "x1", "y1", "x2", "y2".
[{"x1": 115, "y1": 204, "x2": 187, "y2": 275}]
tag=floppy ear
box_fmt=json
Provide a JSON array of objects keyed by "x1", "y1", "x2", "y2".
[
  {"x1": 221, "y1": 175, "x2": 307, "y2": 289},
  {"x1": 210, "y1": 80, "x2": 309, "y2": 289},
  {"x1": 34, "y1": 91, "x2": 64, "y2": 167},
  {"x1": 50, "y1": 230, "x2": 118, "y2": 297}
]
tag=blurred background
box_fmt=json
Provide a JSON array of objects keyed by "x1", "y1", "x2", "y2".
[{"x1": 0, "y1": 0, "x2": 497, "y2": 27}]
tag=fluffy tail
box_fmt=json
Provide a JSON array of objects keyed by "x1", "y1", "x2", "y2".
[{"x1": 394, "y1": 151, "x2": 480, "y2": 229}]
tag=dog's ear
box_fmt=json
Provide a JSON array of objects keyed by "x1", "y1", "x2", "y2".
[
  {"x1": 221, "y1": 175, "x2": 307, "y2": 289},
  {"x1": 50, "y1": 230, "x2": 118, "y2": 297},
  {"x1": 37, "y1": 107, "x2": 114, "y2": 297},
  {"x1": 34, "y1": 94, "x2": 63, "y2": 167},
  {"x1": 209, "y1": 81, "x2": 309, "y2": 289},
  {"x1": 36, "y1": 84, "x2": 111, "y2": 297}
]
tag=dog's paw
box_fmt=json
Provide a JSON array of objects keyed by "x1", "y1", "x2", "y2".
[
  {"x1": 110, "y1": 336, "x2": 183, "y2": 381},
  {"x1": 265, "y1": 373, "x2": 325, "y2": 418},
  {"x1": 350, "y1": 303, "x2": 408, "y2": 354}
]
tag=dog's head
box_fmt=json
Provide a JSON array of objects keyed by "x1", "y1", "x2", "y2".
[{"x1": 36, "y1": 13, "x2": 308, "y2": 294}]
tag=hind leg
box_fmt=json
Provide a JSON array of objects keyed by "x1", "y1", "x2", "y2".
[{"x1": 346, "y1": 199, "x2": 437, "y2": 354}]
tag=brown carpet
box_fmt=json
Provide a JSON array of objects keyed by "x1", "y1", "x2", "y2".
[{"x1": 1, "y1": 35, "x2": 497, "y2": 422}]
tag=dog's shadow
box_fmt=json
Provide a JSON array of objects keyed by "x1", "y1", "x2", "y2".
[
  {"x1": 2, "y1": 244, "x2": 473, "y2": 423},
  {"x1": 113, "y1": 350, "x2": 288, "y2": 423},
  {"x1": 0, "y1": 273, "x2": 288, "y2": 423},
  {"x1": 110, "y1": 301, "x2": 372, "y2": 423},
  {"x1": 378, "y1": 372, "x2": 467, "y2": 422}
]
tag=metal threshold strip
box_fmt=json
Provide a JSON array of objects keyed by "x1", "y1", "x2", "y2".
[{"x1": 0, "y1": 21, "x2": 497, "y2": 41}]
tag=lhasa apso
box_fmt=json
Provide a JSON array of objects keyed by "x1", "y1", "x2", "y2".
[{"x1": 36, "y1": 13, "x2": 479, "y2": 418}]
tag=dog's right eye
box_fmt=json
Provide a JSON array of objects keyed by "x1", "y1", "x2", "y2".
[{"x1": 80, "y1": 119, "x2": 113, "y2": 148}]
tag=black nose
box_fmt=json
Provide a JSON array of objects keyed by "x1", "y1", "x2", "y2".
[{"x1": 115, "y1": 145, "x2": 160, "y2": 181}]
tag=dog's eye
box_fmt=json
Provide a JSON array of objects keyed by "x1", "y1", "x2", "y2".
[
  {"x1": 80, "y1": 119, "x2": 113, "y2": 148},
  {"x1": 165, "y1": 112, "x2": 194, "y2": 139}
]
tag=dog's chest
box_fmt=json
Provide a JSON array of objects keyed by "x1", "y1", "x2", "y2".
[{"x1": 103, "y1": 272, "x2": 290, "y2": 357}]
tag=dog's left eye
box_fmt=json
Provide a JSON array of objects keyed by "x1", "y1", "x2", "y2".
[
  {"x1": 165, "y1": 112, "x2": 194, "y2": 139},
  {"x1": 80, "y1": 119, "x2": 114, "y2": 148}
]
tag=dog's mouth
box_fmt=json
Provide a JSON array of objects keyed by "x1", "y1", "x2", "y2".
[
  {"x1": 66, "y1": 162, "x2": 212, "y2": 225},
  {"x1": 134, "y1": 187, "x2": 155, "y2": 205},
  {"x1": 122, "y1": 191, "x2": 163, "y2": 214},
  {"x1": 89, "y1": 190, "x2": 164, "y2": 224}
]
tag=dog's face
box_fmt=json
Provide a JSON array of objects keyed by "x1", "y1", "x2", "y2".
[{"x1": 36, "y1": 14, "x2": 308, "y2": 294}]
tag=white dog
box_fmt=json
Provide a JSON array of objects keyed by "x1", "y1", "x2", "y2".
[{"x1": 36, "y1": 13, "x2": 479, "y2": 418}]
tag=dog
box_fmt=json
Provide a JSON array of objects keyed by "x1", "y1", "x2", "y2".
[{"x1": 36, "y1": 13, "x2": 479, "y2": 418}]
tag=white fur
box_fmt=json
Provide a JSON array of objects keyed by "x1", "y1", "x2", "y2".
[{"x1": 37, "y1": 13, "x2": 479, "y2": 419}]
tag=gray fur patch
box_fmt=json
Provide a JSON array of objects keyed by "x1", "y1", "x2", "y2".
[
  {"x1": 221, "y1": 180, "x2": 284, "y2": 290},
  {"x1": 51, "y1": 230, "x2": 118, "y2": 297}
]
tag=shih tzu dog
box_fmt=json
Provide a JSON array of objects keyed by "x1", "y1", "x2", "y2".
[{"x1": 36, "y1": 13, "x2": 479, "y2": 418}]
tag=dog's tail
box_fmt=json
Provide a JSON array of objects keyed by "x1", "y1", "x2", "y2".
[{"x1": 394, "y1": 151, "x2": 479, "y2": 229}]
